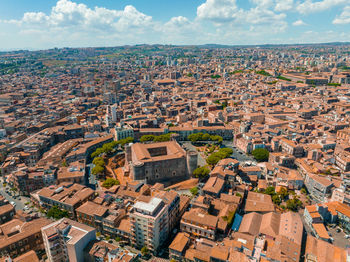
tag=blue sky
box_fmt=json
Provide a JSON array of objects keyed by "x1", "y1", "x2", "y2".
[{"x1": 0, "y1": 0, "x2": 350, "y2": 50}]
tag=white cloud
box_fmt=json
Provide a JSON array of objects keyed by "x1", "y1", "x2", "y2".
[
  {"x1": 9, "y1": 0, "x2": 154, "y2": 33},
  {"x1": 196, "y1": 0, "x2": 287, "y2": 32},
  {"x1": 275, "y1": 0, "x2": 294, "y2": 12},
  {"x1": 296, "y1": 0, "x2": 347, "y2": 14},
  {"x1": 160, "y1": 16, "x2": 208, "y2": 44},
  {"x1": 197, "y1": 0, "x2": 238, "y2": 23},
  {"x1": 293, "y1": 19, "x2": 306, "y2": 26},
  {"x1": 333, "y1": 6, "x2": 350, "y2": 24},
  {"x1": 250, "y1": 0, "x2": 274, "y2": 9},
  {"x1": 3, "y1": 0, "x2": 348, "y2": 49}
]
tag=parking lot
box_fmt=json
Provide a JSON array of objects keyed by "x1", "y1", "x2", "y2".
[
  {"x1": 326, "y1": 225, "x2": 350, "y2": 249},
  {"x1": 0, "y1": 179, "x2": 33, "y2": 212},
  {"x1": 299, "y1": 210, "x2": 350, "y2": 249}
]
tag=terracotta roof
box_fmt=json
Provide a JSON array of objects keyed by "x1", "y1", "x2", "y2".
[
  {"x1": 0, "y1": 218, "x2": 51, "y2": 249},
  {"x1": 168, "y1": 232, "x2": 190, "y2": 253},
  {"x1": 13, "y1": 250, "x2": 39, "y2": 262},
  {"x1": 312, "y1": 223, "x2": 330, "y2": 239},
  {"x1": 244, "y1": 192, "x2": 275, "y2": 213},
  {"x1": 75, "y1": 201, "x2": 108, "y2": 217},
  {"x1": 203, "y1": 176, "x2": 225, "y2": 195},
  {"x1": 182, "y1": 208, "x2": 218, "y2": 228},
  {"x1": 305, "y1": 235, "x2": 347, "y2": 262}
]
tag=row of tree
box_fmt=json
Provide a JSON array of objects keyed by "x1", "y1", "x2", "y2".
[
  {"x1": 91, "y1": 157, "x2": 106, "y2": 176},
  {"x1": 140, "y1": 133, "x2": 171, "y2": 143},
  {"x1": 91, "y1": 137, "x2": 134, "y2": 159},
  {"x1": 187, "y1": 133, "x2": 223, "y2": 143}
]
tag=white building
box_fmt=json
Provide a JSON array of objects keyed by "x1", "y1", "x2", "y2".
[
  {"x1": 41, "y1": 218, "x2": 96, "y2": 262},
  {"x1": 130, "y1": 197, "x2": 169, "y2": 253}
]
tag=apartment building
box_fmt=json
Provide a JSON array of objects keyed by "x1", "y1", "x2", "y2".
[
  {"x1": 305, "y1": 173, "x2": 334, "y2": 202},
  {"x1": 280, "y1": 138, "x2": 304, "y2": 158},
  {"x1": 75, "y1": 201, "x2": 108, "y2": 232},
  {"x1": 130, "y1": 197, "x2": 169, "y2": 253},
  {"x1": 335, "y1": 152, "x2": 350, "y2": 172},
  {"x1": 41, "y1": 218, "x2": 96, "y2": 262},
  {"x1": 35, "y1": 183, "x2": 95, "y2": 218},
  {"x1": 180, "y1": 208, "x2": 218, "y2": 240},
  {"x1": 10, "y1": 168, "x2": 56, "y2": 196},
  {"x1": 0, "y1": 218, "x2": 51, "y2": 258}
]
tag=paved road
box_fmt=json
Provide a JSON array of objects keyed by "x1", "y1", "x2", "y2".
[
  {"x1": 86, "y1": 164, "x2": 97, "y2": 190},
  {"x1": 222, "y1": 141, "x2": 255, "y2": 163}
]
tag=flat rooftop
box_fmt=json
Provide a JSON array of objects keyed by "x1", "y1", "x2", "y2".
[{"x1": 134, "y1": 197, "x2": 163, "y2": 214}]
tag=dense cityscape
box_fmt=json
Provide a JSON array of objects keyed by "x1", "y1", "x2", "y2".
[{"x1": 0, "y1": 43, "x2": 350, "y2": 262}]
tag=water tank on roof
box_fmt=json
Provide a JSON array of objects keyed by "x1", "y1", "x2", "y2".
[{"x1": 54, "y1": 186, "x2": 64, "y2": 194}]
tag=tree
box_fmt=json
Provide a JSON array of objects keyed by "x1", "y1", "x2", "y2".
[
  {"x1": 193, "y1": 166, "x2": 210, "y2": 178},
  {"x1": 219, "y1": 148, "x2": 233, "y2": 157},
  {"x1": 93, "y1": 157, "x2": 105, "y2": 167},
  {"x1": 206, "y1": 148, "x2": 233, "y2": 166},
  {"x1": 141, "y1": 246, "x2": 150, "y2": 256},
  {"x1": 102, "y1": 143, "x2": 114, "y2": 154},
  {"x1": 140, "y1": 135, "x2": 155, "y2": 142},
  {"x1": 210, "y1": 135, "x2": 223, "y2": 144},
  {"x1": 286, "y1": 197, "x2": 302, "y2": 212},
  {"x1": 188, "y1": 133, "x2": 203, "y2": 142},
  {"x1": 110, "y1": 141, "x2": 118, "y2": 148},
  {"x1": 115, "y1": 236, "x2": 121, "y2": 242},
  {"x1": 252, "y1": 148, "x2": 269, "y2": 162},
  {"x1": 190, "y1": 186, "x2": 199, "y2": 196},
  {"x1": 102, "y1": 178, "x2": 120, "y2": 189},
  {"x1": 117, "y1": 137, "x2": 134, "y2": 147},
  {"x1": 264, "y1": 186, "x2": 275, "y2": 196},
  {"x1": 272, "y1": 195, "x2": 281, "y2": 205},
  {"x1": 153, "y1": 134, "x2": 171, "y2": 142},
  {"x1": 92, "y1": 165, "x2": 105, "y2": 176},
  {"x1": 278, "y1": 187, "x2": 288, "y2": 200},
  {"x1": 91, "y1": 148, "x2": 104, "y2": 158},
  {"x1": 47, "y1": 206, "x2": 69, "y2": 219},
  {"x1": 206, "y1": 154, "x2": 221, "y2": 165}
]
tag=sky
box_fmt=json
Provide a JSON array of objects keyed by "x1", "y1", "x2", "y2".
[{"x1": 1, "y1": 0, "x2": 350, "y2": 50}]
